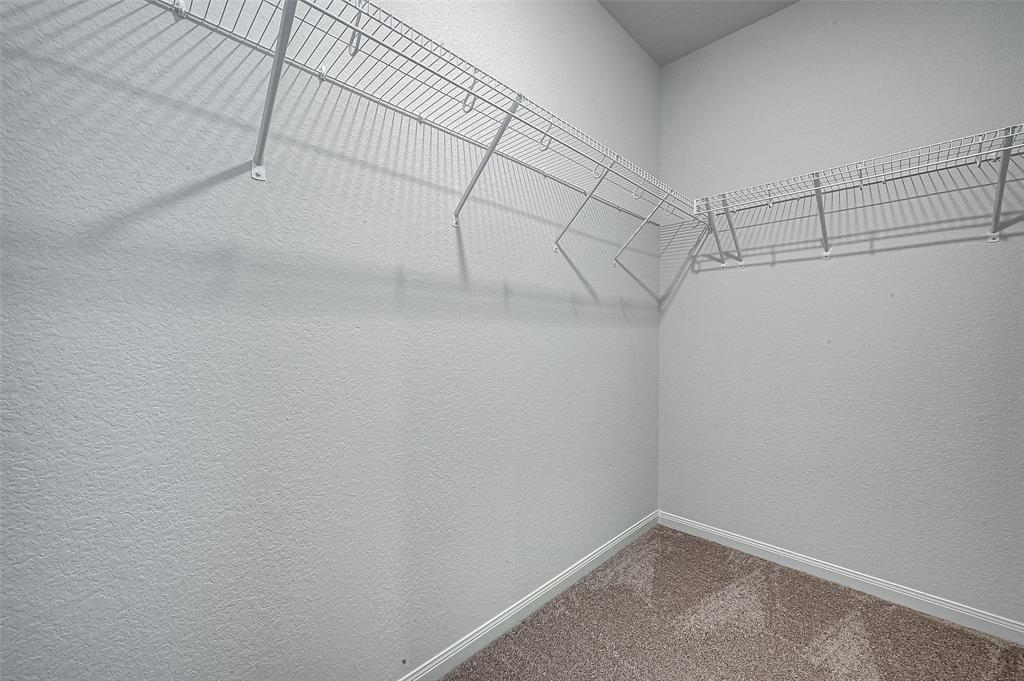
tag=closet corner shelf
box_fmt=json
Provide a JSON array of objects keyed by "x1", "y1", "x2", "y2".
[
  {"x1": 694, "y1": 124, "x2": 1024, "y2": 261},
  {"x1": 160, "y1": 1, "x2": 1020, "y2": 272},
  {"x1": 160, "y1": 0, "x2": 695, "y2": 266}
]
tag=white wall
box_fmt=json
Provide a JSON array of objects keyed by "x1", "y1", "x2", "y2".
[
  {"x1": 659, "y1": 0, "x2": 1024, "y2": 625},
  {"x1": 0, "y1": 2, "x2": 660, "y2": 680}
]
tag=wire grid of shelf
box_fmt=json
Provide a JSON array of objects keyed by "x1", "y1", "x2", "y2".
[
  {"x1": 696, "y1": 125, "x2": 1024, "y2": 215},
  {"x1": 158, "y1": 1, "x2": 1019, "y2": 272},
  {"x1": 160, "y1": 0, "x2": 696, "y2": 227}
]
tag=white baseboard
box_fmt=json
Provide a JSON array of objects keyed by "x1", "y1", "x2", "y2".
[
  {"x1": 396, "y1": 510, "x2": 660, "y2": 681},
  {"x1": 658, "y1": 510, "x2": 1024, "y2": 646}
]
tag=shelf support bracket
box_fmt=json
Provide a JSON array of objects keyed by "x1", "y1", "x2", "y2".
[
  {"x1": 813, "y1": 172, "x2": 831, "y2": 259},
  {"x1": 613, "y1": 194, "x2": 667, "y2": 266},
  {"x1": 250, "y1": 0, "x2": 298, "y2": 181},
  {"x1": 721, "y1": 196, "x2": 744, "y2": 267},
  {"x1": 987, "y1": 126, "x2": 1016, "y2": 243},
  {"x1": 703, "y1": 198, "x2": 728, "y2": 269},
  {"x1": 452, "y1": 94, "x2": 523, "y2": 228},
  {"x1": 554, "y1": 161, "x2": 613, "y2": 251}
]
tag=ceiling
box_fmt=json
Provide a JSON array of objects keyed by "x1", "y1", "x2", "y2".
[{"x1": 600, "y1": 1, "x2": 798, "y2": 66}]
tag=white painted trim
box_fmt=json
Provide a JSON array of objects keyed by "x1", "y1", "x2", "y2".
[
  {"x1": 396, "y1": 510, "x2": 660, "y2": 681},
  {"x1": 658, "y1": 511, "x2": 1024, "y2": 646}
]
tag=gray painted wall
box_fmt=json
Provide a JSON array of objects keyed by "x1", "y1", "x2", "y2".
[
  {"x1": 658, "y1": 0, "x2": 1024, "y2": 625},
  {"x1": 5, "y1": 0, "x2": 1023, "y2": 677},
  {"x1": 0, "y1": 2, "x2": 660, "y2": 679}
]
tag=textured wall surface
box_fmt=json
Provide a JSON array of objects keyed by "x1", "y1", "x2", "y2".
[
  {"x1": 658, "y1": 1, "x2": 1024, "y2": 624},
  {"x1": 0, "y1": 2, "x2": 660, "y2": 680}
]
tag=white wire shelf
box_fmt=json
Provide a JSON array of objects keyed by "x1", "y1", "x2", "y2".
[
  {"x1": 156, "y1": 2, "x2": 1020, "y2": 273},
  {"x1": 694, "y1": 124, "x2": 1023, "y2": 264},
  {"x1": 158, "y1": 0, "x2": 696, "y2": 235},
  {"x1": 696, "y1": 125, "x2": 1023, "y2": 215}
]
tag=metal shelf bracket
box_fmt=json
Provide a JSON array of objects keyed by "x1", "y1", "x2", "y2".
[
  {"x1": 613, "y1": 193, "x2": 667, "y2": 267},
  {"x1": 987, "y1": 126, "x2": 1017, "y2": 243},
  {"x1": 812, "y1": 172, "x2": 831, "y2": 259},
  {"x1": 703, "y1": 198, "x2": 728, "y2": 270},
  {"x1": 721, "y1": 196, "x2": 744, "y2": 267},
  {"x1": 250, "y1": 0, "x2": 299, "y2": 181},
  {"x1": 452, "y1": 94, "x2": 523, "y2": 228},
  {"x1": 554, "y1": 161, "x2": 614, "y2": 251}
]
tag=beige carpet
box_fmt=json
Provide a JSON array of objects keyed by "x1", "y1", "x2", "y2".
[{"x1": 444, "y1": 526, "x2": 1024, "y2": 680}]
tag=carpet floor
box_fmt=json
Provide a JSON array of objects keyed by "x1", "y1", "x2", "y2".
[{"x1": 443, "y1": 526, "x2": 1024, "y2": 680}]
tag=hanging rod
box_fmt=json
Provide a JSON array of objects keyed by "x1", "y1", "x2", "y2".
[
  {"x1": 158, "y1": 0, "x2": 695, "y2": 232},
  {"x1": 694, "y1": 124, "x2": 1023, "y2": 254}
]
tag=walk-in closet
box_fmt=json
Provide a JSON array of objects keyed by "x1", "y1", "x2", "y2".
[{"x1": 2, "y1": 1, "x2": 1022, "y2": 679}]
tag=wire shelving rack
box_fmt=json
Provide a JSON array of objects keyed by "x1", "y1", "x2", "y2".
[
  {"x1": 158, "y1": 1, "x2": 1020, "y2": 275},
  {"x1": 159, "y1": 0, "x2": 696, "y2": 255},
  {"x1": 694, "y1": 124, "x2": 1023, "y2": 263}
]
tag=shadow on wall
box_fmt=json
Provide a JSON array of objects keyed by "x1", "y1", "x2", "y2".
[
  {"x1": 2, "y1": 0, "x2": 661, "y2": 327},
  {"x1": 2, "y1": 3, "x2": 664, "y2": 678},
  {"x1": 658, "y1": 159, "x2": 1024, "y2": 313}
]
